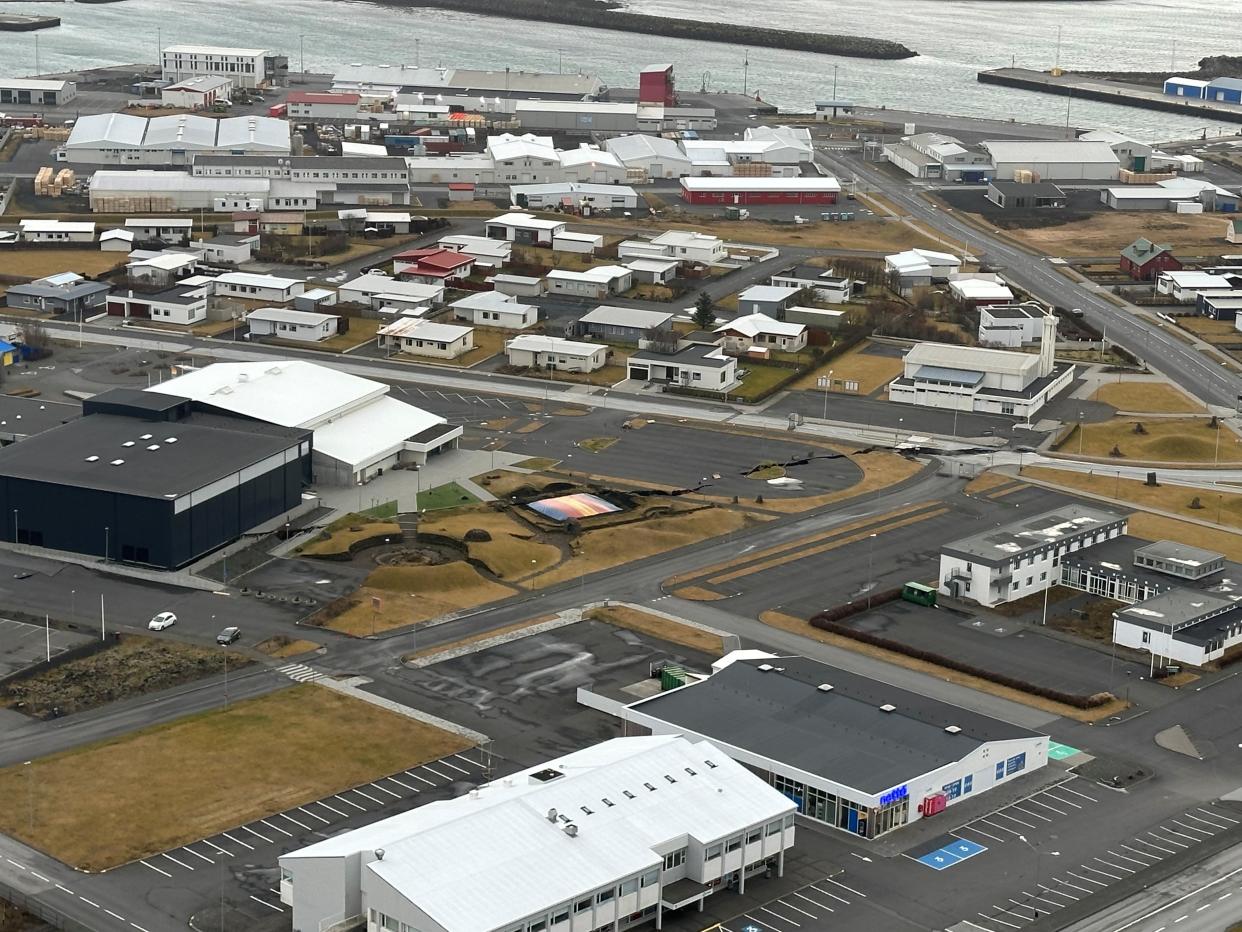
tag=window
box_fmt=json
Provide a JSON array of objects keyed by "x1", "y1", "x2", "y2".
[
  {"x1": 706, "y1": 844, "x2": 722, "y2": 861},
  {"x1": 597, "y1": 889, "x2": 614, "y2": 904},
  {"x1": 663, "y1": 849, "x2": 685, "y2": 870},
  {"x1": 530, "y1": 923, "x2": 547, "y2": 932},
  {"x1": 747, "y1": 829, "x2": 762, "y2": 844},
  {"x1": 1142, "y1": 631, "x2": 1151, "y2": 644},
  {"x1": 575, "y1": 898, "x2": 592, "y2": 913},
  {"x1": 619, "y1": 878, "x2": 639, "y2": 897},
  {"x1": 684, "y1": 767, "x2": 697, "y2": 776},
  {"x1": 640, "y1": 869, "x2": 659, "y2": 888},
  {"x1": 643, "y1": 782, "x2": 656, "y2": 792},
  {"x1": 551, "y1": 908, "x2": 570, "y2": 925},
  {"x1": 704, "y1": 760, "x2": 717, "y2": 769},
  {"x1": 784, "y1": 814, "x2": 795, "y2": 829},
  {"x1": 726, "y1": 837, "x2": 742, "y2": 852},
  {"x1": 602, "y1": 798, "x2": 615, "y2": 808},
  {"x1": 622, "y1": 790, "x2": 635, "y2": 799},
  {"x1": 580, "y1": 806, "x2": 593, "y2": 815},
  {"x1": 664, "y1": 774, "x2": 677, "y2": 784},
  {"x1": 765, "y1": 820, "x2": 782, "y2": 836}
]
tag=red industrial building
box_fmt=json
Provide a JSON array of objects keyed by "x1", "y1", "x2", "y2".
[
  {"x1": 679, "y1": 176, "x2": 841, "y2": 205},
  {"x1": 639, "y1": 64, "x2": 676, "y2": 107},
  {"x1": 1119, "y1": 237, "x2": 1182, "y2": 281}
]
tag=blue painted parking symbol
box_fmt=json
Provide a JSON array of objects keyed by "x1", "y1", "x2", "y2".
[
  {"x1": 744, "y1": 926, "x2": 762, "y2": 932},
  {"x1": 947, "y1": 839, "x2": 986, "y2": 861},
  {"x1": 916, "y1": 839, "x2": 988, "y2": 870},
  {"x1": 917, "y1": 849, "x2": 962, "y2": 870}
]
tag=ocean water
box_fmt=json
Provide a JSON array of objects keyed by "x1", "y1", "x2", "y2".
[{"x1": 0, "y1": 0, "x2": 1230, "y2": 140}]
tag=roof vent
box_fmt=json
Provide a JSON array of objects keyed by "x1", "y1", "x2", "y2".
[
  {"x1": 147, "y1": 444, "x2": 160, "y2": 451},
  {"x1": 879, "y1": 703, "x2": 896, "y2": 713},
  {"x1": 817, "y1": 683, "x2": 834, "y2": 693},
  {"x1": 374, "y1": 848, "x2": 384, "y2": 861},
  {"x1": 237, "y1": 373, "x2": 249, "y2": 382},
  {"x1": 945, "y1": 725, "x2": 962, "y2": 734},
  {"x1": 122, "y1": 441, "x2": 135, "y2": 447},
  {"x1": 546, "y1": 808, "x2": 558, "y2": 823},
  {"x1": 564, "y1": 824, "x2": 578, "y2": 838},
  {"x1": 757, "y1": 663, "x2": 774, "y2": 672},
  {"x1": 85, "y1": 455, "x2": 99, "y2": 462},
  {"x1": 110, "y1": 459, "x2": 125, "y2": 466}
]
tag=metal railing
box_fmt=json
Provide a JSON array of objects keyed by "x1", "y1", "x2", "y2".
[{"x1": 0, "y1": 878, "x2": 96, "y2": 932}]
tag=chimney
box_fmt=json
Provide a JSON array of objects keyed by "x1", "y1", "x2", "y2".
[
  {"x1": 546, "y1": 808, "x2": 558, "y2": 823},
  {"x1": 564, "y1": 824, "x2": 578, "y2": 838},
  {"x1": 1039, "y1": 312, "x2": 1057, "y2": 377}
]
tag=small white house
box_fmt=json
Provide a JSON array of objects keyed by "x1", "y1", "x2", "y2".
[
  {"x1": 505, "y1": 334, "x2": 608, "y2": 372},
  {"x1": 617, "y1": 240, "x2": 675, "y2": 261},
  {"x1": 377, "y1": 318, "x2": 474, "y2": 359},
  {"x1": 191, "y1": 233, "x2": 258, "y2": 265},
  {"x1": 627, "y1": 342, "x2": 739, "y2": 392},
  {"x1": 736, "y1": 284, "x2": 801, "y2": 317},
  {"x1": 246, "y1": 307, "x2": 341, "y2": 343},
  {"x1": 127, "y1": 251, "x2": 200, "y2": 287},
  {"x1": 978, "y1": 303, "x2": 1047, "y2": 348},
  {"x1": 715, "y1": 313, "x2": 807, "y2": 354},
  {"x1": 1156, "y1": 269, "x2": 1239, "y2": 303},
  {"x1": 99, "y1": 229, "x2": 135, "y2": 252},
  {"x1": 625, "y1": 257, "x2": 680, "y2": 284},
  {"x1": 124, "y1": 218, "x2": 194, "y2": 245},
  {"x1": 885, "y1": 248, "x2": 961, "y2": 289},
  {"x1": 19, "y1": 219, "x2": 95, "y2": 243},
  {"x1": 211, "y1": 272, "x2": 306, "y2": 303},
  {"x1": 438, "y1": 233, "x2": 511, "y2": 268},
  {"x1": 160, "y1": 75, "x2": 233, "y2": 110},
  {"x1": 106, "y1": 282, "x2": 210, "y2": 326},
  {"x1": 551, "y1": 231, "x2": 604, "y2": 255},
  {"x1": 769, "y1": 264, "x2": 852, "y2": 303},
  {"x1": 484, "y1": 212, "x2": 566, "y2": 247},
  {"x1": 546, "y1": 265, "x2": 633, "y2": 300},
  {"x1": 451, "y1": 291, "x2": 538, "y2": 329},
  {"x1": 338, "y1": 275, "x2": 443, "y2": 309},
  {"x1": 948, "y1": 273, "x2": 1015, "y2": 306},
  {"x1": 491, "y1": 274, "x2": 546, "y2": 299},
  {"x1": 649, "y1": 230, "x2": 726, "y2": 264}
]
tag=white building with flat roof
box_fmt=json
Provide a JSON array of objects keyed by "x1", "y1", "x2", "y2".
[
  {"x1": 279, "y1": 736, "x2": 797, "y2": 932},
  {"x1": 484, "y1": 212, "x2": 567, "y2": 246},
  {"x1": 210, "y1": 272, "x2": 304, "y2": 303},
  {"x1": 981, "y1": 139, "x2": 1120, "y2": 181},
  {"x1": 161, "y1": 44, "x2": 283, "y2": 90},
  {"x1": 0, "y1": 78, "x2": 76, "y2": 106},
  {"x1": 438, "y1": 233, "x2": 511, "y2": 268},
  {"x1": 338, "y1": 275, "x2": 444, "y2": 309},
  {"x1": 506, "y1": 334, "x2": 608, "y2": 372},
  {"x1": 648, "y1": 230, "x2": 726, "y2": 265}
]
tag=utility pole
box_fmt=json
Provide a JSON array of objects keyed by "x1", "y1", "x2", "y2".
[
  {"x1": 156, "y1": 26, "x2": 161, "y2": 71},
  {"x1": 832, "y1": 64, "x2": 839, "y2": 102},
  {"x1": 557, "y1": 48, "x2": 563, "y2": 75},
  {"x1": 743, "y1": 49, "x2": 749, "y2": 97},
  {"x1": 44, "y1": 614, "x2": 50, "y2": 661},
  {"x1": 100, "y1": 593, "x2": 106, "y2": 641},
  {"x1": 1064, "y1": 90, "x2": 1073, "y2": 139},
  {"x1": 299, "y1": 34, "x2": 306, "y2": 77},
  {"x1": 33, "y1": 34, "x2": 39, "y2": 77},
  {"x1": 1054, "y1": 25, "x2": 1062, "y2": 72}
]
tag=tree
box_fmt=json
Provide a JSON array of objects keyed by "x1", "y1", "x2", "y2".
[{"x1": 692, "y1": 291, "x2": 717, "y2": 330}]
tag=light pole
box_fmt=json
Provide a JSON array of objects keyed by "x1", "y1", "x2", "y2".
[
  {"x1": 299, "y1": 34, "x2": 306, "y2": 77},
  {"x1": 11, "y1": 507, "x2": 16, "y2": 543},
  {"x1": 1017, "y1": 834, "x2": 1059, "y2": 918},
  {"x1": 820, "y1": 368, "x2": 833, "y2": 420},
  {"x1": 557, "y1": 48, "x2": 564, "y2": 74},
  {"x1": 866, "y1": 533, "x2": 877, "y2": 609},
  {"x1": 104, "y1": 525, "x2": 110, "y2": 562},
  {"x1": 24, "y1": 761, "x2": 32, "y2": 834},
  {"x1": 1077, "y1": 412, "x2": 1084, "y2": 456},
  {"x1": 70, "y1": 588, "x2": 75, "y2": 618}
]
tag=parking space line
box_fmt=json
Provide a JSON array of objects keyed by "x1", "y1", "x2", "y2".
[
  {"x1": 1011, "y1": 805, "x2": 1051, "y2": 822},
  {"x1": 978, "y1": 818, "x2": 1023, "y2": 836},
  {"x1": 791, "y1": 891, "x2": 833, "y2": 912},
  {"x1": 1095, "y1": 857, "x2": 1134, "y2": 874},
  {"x1": 807, "y1": 883, "x2": 850, "y2": 904},
  {"x1": 404, "y1": 770, "x2": 437, "y2": 787},
  {"x1": 992, "y1": 811, "x2": 1037, "y2": 829},
  {"x1": 1121, "y1": 842, "x2": 1161, "y2": 860},
  {"x1": 438, "y1": 758, "x2": 471, "y2": 775},
  {"x1": 978, "y1": 911, "x2": 1020, "y2": 929},
  {"x1": 778, "y1": 899, "x2": 817, "y2": 919},
  {"x1": 1109, "y1": 849, "x2": 1151, "y2": 868},
  {"x1": 1039, "y1": 882, "x2": 1079, "y2": 902},
  {"x1": 250, "y1": 896, "x2": 284, "y2": 912},
  {"x1": 350, "y1": 788, "x2": 384, "y2": 805},
  {"x1": 825, "y1": 878, "x2": 866, "y2": 898},
  {"x1": 1022, "y1": 890, "x2": 1063, "y2": 908},
  {"x1": 260, "y1": 819, "x2": 293, "y2": 837},
  {"x1": 278, "y1": 813, "x2": 311, "y2": 832},
  {"x1": 1134, "y1": 836, "x2": 1177, "y2": 855},
  {"x1": 1027, "y1": 797, "x2": 1067, "y2": 816},
  {"x1": 759, "y1": 905, "x2": 800, "y2": 926},
  {"x1": 743, "y1": 915, "x2": 775, "y2": 930},
  {"x1": 202, "y1": 839, "x2": 232, "y2": 857},
  {"x1": 999, "y1": 901, "x2": 1037, "y2": 921},
  {"x1": 1082, "y1": 863, "x2": 1124, "y2": 880},
  {"x1": 334, "y1": 794, "x2": 367, "y2": 811},
  {"x1": 369, "y1": 782, "x2": 402, "y2": 799},
  {"x1": 1155, "y1": 827, "x2": 1195, "y2": 845},
  {"x1": 422, "y1": 765, "x2": 452, "y2": 781},
  {"x1": 1041, "y1": 792, "x2": 1082, "y2": 810},
  {"x1": 1067, "y1": 870, "x2": 1108, "y2": 888},
  {"x1": 1186, "y1": 812, "x2": 1230, "y2": 830},
  {"x1": 384, "y1": 776, "x2": 418, "y2": 793},
  {"x1": 221, "y1": 832, "x2": 255, "y2": 851},
  {"x1": 182, "y1": 846, "x2": 214, "y2": 864},
  {"x1": 139, "y1": 861, "x2": 172, "y2": 878},
  {"x1": 241, "y1": 825, "x2": 270, "y2": 843},
  {"x1": 1059, "y1": 783, "x2": 1098, "y2": 802},
  {"x1": 956, "y1": 825, "x2": 1004, "y2": 843},
  {"x1": 1201, "y1": 806, "x2": 1239, "y2": 824},
  {"x1": 1053, "y1": 876, "x2": 1094, "y2": 894},
  {"x1": 959, "y1": 921, "x2": 994, "y2": 932},
  {"x1": 161, "y1": 853, "x2": 194, "y2": 871},
  {"x1": 313, "y1": 800, "x2": 348, "y2": 818},
  {"x1": 1171, "y1": 819, "x2": 1214, "y2": 836},
  {"x1": 298, "y1": 805, "x2": 330, "y2": 823}
]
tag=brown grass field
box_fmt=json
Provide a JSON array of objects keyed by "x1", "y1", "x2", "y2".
[
  {"x1": 1024, "y1": 466, "x2": 1242, "y2": 530},
  {"x1": 1092, "y1": 381, "x2": 1204, "y2": 414},
  {"x1": 791, "y1": 342, "x2": 904, "y2": 395},
  {"x1": 1005, "y1": 212, "x2": 1230, "y2": 256},
  {"x1": 419, "y1": 506, "x2": 561, "y2": 580},
  {"x1": 0, "y1": 249, "x2": 125, "y2": 281},
  {"x1": 586, "y1": 605, "x2": 725, "y2": 655},
  {"x1": 0, "y1": 687, "x2": 470, "y2": 870},
  {"x1": 1057, "y1": 418, "x2": 1242, "y2": 464}
]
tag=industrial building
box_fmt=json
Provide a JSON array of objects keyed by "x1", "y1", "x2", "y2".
[
  {"x1": 0, "y1": 78, "x2": 76, "y2": 106},
  {"x1": 88, "y1": 171, "x2": 301, "y2": 213},
  {"x1": 280, "y1": 735, "x2": 796, "y2": 932},
  {"x1": 605, "y1": 134, "x2": 693, "y2": 179},
  {"x1": 512, "y1": 100, "x2": 716, "y2": 135},
  {"x1": 679, "y1": 176, "x2": 839, "y2": 205},
  {"x1": 285, "y1": 91, "x2": 362, "y2": 120},
  {"x1": 605, "y1": 651, "x2": 1049, "y2": 838},
  {"x1": 985, "y1": 181, "x2": 1067, "y2": 210},
  {"x1": 404, "y1": 135, "x2": 626, "y2": 187},
  {"x1": 889, "y1": 317, "x2": 1074, "y2": 419},
  {"x1": 61, "y1": 113, "x2": 290, "y2": 165},
  {"x1": 938, "y1": 504, "x2": 1130, "y2": 607},
  {"x1": 5, "y1": 273, "x2": 110, "y2": 319},
  {"x1": 505, "y1": 334, "x2": 608, "y2": 372},
  {"x1": 160, "y1": 75, "x2": 233, "y2": 110},
  {"x1": 977, "y1": 303, "x2": 1049, "y2": 347},
  {"x1": 331, "y1": 63, "x2": 605, "y2": 105},
  {"x1": 1101, "y1": 177, "x2": 1238, "y2": 213},
  {"x1": 511, "y1": 182, "x2": 640, "y2": 211},
  {"x1": 192, "y1": 154, "x2": 409, "y2": 187},
  {"x1": 883, "y1": 132, "x2": 993, "y2": 182},
  {"x1": 1164, "y1": 76, "x2": 1210, "y2": 98},
  {"x1": 161, "y1": 45, "x2": 287, "y2": 90},
  {"x1": 146, "y1": 360, "x2": 460, "y2": 485},
  {"x1": 0, "y1": 387, "x2": 310, "y2": 569},
  {"x1": 981, "y1": 139, "x2": 1120, "y2": 181}
]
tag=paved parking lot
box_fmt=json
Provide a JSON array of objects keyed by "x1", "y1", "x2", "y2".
[
  {"x1": 698, "y1": 874, "x2": 874, "y2": 932},
  {"x1": 0, "y1": 617, "x2": 92, "y2": 678}
]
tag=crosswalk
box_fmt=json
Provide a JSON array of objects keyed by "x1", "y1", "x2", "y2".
[{"x1": 277, "y1": 662, "x2": 324, "y2": 683}]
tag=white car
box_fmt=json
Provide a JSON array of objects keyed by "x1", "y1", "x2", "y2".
[{"x1": 148, "y1": 611, "x2": 177, "y2": 631}]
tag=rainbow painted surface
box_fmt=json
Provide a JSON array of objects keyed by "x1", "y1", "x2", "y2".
[{"x1": 528, "y1": 492, "x2": 622, "y2": 521}]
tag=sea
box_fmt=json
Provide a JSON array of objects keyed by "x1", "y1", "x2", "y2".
[{"x1": 0, "y1": 0, "x2": 1233, "y2": 141}]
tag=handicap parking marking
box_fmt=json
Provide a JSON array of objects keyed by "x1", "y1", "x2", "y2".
[
  {"x1": 918, "y1": 849, "x2": 963, "y2": 870},
  {"x1": 917, "y1": 839, "x2": 988, "y2": 870},
  {"x1": 1047, "y1": 741, "x2": 1081, "y2": 761},
  {"x1": 947, "y1": 839, "x2": 987, "y2": 860}
]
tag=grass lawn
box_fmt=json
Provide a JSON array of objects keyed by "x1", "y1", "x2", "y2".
[
  {"x1": 526, "y1": 507, "x2": 757, "y2": 589},
  {"x1": 420, "y1": 505, "x2": 561, "y2": 580},
  {"x1": 748, "y1": 448, "x2": 924, "y2": 514},
  {"x1": 0, "y1": 249, "x2": 125, "y2": 280},
  {"x1": 624, "y1": 284, "x2": 677, "y2": 302},
  {"x1": 1004, "y1": 212, "x2": 1230, "y2": 255},
  {"x1": 472, "y1": 469, "x2": 562, "y2": 498},
  {"x1": 411, "y1": 325, "x2": 509, "y2": 367},
  {"x1": 191, "y1": 318, "x2": 244, "y2": 338},
  {"x1": 522, "y1": 363, "x2": 628, "y2": 387},
  {"x1": 254, "y1": 636, "x2": 321, "y2": 658},
  {"x1": 1092, "y1": 381, "x2": 1204, "y2": 414},
  {"x1": 791, "y1": 341, "x2": 904, "y2": 395},
  {"x1": 418, "y1": 481, "x2": 481, "y2": 512},
  {"x1": 512, "y1": 245, "x2": 607, "y2": 272},
  {"x1": 734, "y1": 363, "x2": 795, "y2": 402},
  {"x1": 586, "y1": 605, "x2": 725, "y2": 655},
  {"x1": 298, "y1": 515, "x2": 401, "y2": 556},
  {"x1": 578, "y1": 436, "x2": 618, "y2": 453},
  {"x1": 316, "y1": 317, "x2": 382, "y2": 353},
  {"x1": 0, "y1": 687, "x2": 470, "y2": 870},
  {"x1": 1056, "y1": 418, "x2": 1242, "y2": 464},
  {"x1": 1025, "y1": 465, "x2": 1242, "y2": 530},
  {"x1": 316, "y1": 563, "x2": 515, "y2": 635},
  {"x1": 0, "y1": 637, "x2": 248, "y2": 718}
]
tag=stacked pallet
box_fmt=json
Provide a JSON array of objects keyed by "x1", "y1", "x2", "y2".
[
  {"x1": 731, "y1": 162, "x2": 774, "y2": 177},
  {"x1": 33, "y1": 166, "x2": 53, "y2": 196}
]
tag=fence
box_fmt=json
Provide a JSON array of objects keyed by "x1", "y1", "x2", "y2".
[{"x1": 0, "y1": 876, "x2": 96, "y2": 932}]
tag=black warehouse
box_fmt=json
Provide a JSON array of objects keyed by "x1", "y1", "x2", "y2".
[{"x1": 0, "y1": 389, "x2": 311, "y2": 569}]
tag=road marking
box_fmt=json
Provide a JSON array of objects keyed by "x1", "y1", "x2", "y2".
[
  {"x1": 182, "y1": 846, "x2": 215, "y2": 864},
  {"x1": 1052, "y1": 876, "x2": 1093, "y2": 894},
  {"x1": 79, "y1": 897, "x2": 99, "y2": 908},
  {"x1": 334, "y1": 793, "x2": 367, "y2": 811},
  {"x1": 241, "y1": 825, "x2": 270, "y2": 843},
  {"x1": 977, "y1": 818, "x2": 1022, "y2": 836},
  {"x1": 807, "y1": 883, "x2": 850, "y2": 904},
  {"x1": 978, "y1": 911, "x2": 1020, "y2": 929},
  {"x1": 1132, "y1": 837, "x2": 1175, "y2": 855},
  {"x1": 825, "y1": 878, "x2": 866, "y2": 898},
  {"x1": 55, "y1": 884, "x2": 73, "y2": 894},
  {"x1": 1220, "y1": 892, "x2": 1233, "y2": 901},
  {"x1": 1186, "y1": 811, "x2": 1230, "y2": 830},
  {"x1": 1201, "y1": 806, "x2": 1239, "y2": 824},
  {"x1": 250, "y1": 896, "x2": 284, "y2": 912},
  {"x1": 958, "y1": 921, "x2": 993, "y2": 932},
  {"x1": 1082, "y1": 863, "x2": 1123, "y2": 880},
  {"x1": 1059, "y1": 783, "x2": 1098, "y2": 802},
  {"x1": 279, "y1": 813, "x2": 311, "y2": 832},
  {"x1": 1067, "y1": 870, "x2": 1108, "y2": 887},
  {"x1": 777, "y1": 898, "x2": 817, "y2": 919},
  {"x1": 791, "y1": 890, "x2": 834, "y2": 912},
  {"x1": 1041, "y1": 791, "x2": 1082, "y2": 810},
  {"x1": 992, "y1": 810, "x2": 1037, "y2": 829},
  {"x1": 1109, "y1": 849, "x2": 1151, "y2": 867},
  {"x1": 1011, "y1": 804, "x2": 1051, "y2": 822},
  {"x1": 369, "y1": 782, "x2": 402, "y2": 799},
  {"x1": 130, "y1": 923, "x2": 152, "y2": 932},
  {"x1": 261, "y1": 819, "x2": 293, "y2": 837},
  {"x1": 1196, "y1": 904, "x2": 1212, "y2": 912},
  {"x1": 743, "y1": 916, "x2": 774, "y2": 930},
  {"x1": 999, "y1": 901, "x2": 1037, "y2": 921},
  {"x1": 1027, "y1": 796, "x2": 1067, "y2": 816},
  {"x1": 298, "y1": 805, "x2": 331, "y2": 823},
  {"x1": 758, "y1": 905, "x2": 799, "y2": 926},
  {"x1": 422, "y1": 765, "x2": 452, "y2": 780},
  {"x1": 404, "y1": 770, "x2": 437, "y2": 787},
  {"x1": 384, "y1": 776, "x2": 418, "y2": 793},
  {"x1": 314, "y1": 799, "x2": 350, "y2": 817},
  {"x1": 201, "y1": 840, "x2": 232, "y2": 857},
  {"x1": 139, "y1": 860, "x2": 172, "y2": 877},
  {"x1": 956, "y1": 825, "x2": 1004, "y2": 843},
  {"x1": 438, "y1": 758, "x2": 471, "y2": 775},
  {"x1": 350, "y1": 788, "x2": 384, "y2": 805},
  {"x1": 451, "y1": 753, "x2": 480, "y2": 769},
  {"x1": 4, "y1": 859, "x2": 24, "y2": 869},
  {"x1": 1171, "y1": 819, "x2": 1214, "y2": 836},
  {"x1": 1039, "y1": 882, "x2": 1078, "y2": 902},
  {"x1": 30, "y1": 871, "x2": 48, "y2": 882},
  {"x1": 220, "y1": 832, "x2": 254, "y2": 851},
  {"x1": 1021, "y1": 890, "x2": 1062, "y2": 908},
  {"x1": 161, "y1": 852, "x2": 194, "y2": 871},
  {"x1": 106, "y1": 910, "x2": 125, "y2": 921},
  {"x1": 1152, "y1": 829, "x2": 1192, "y2": 848}
]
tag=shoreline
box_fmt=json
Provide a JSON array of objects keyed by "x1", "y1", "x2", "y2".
[{"x1": 365, "y1": 0, "x2": 917, "y2": 60}]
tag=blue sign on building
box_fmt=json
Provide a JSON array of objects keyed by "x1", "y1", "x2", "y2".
[{"x1": 880, "y1": 785, "x2": 908, "y2": 807}]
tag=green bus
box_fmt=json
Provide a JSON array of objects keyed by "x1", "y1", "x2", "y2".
[{"x1": 901, "y1": 581, "x2": 937, "y2": 607}]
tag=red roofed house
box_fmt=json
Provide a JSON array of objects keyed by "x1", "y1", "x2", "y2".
[
  {"x1": 286, "y1": 91, "x2": 361, "y2": 120},
  {"x1": 393, "y1": 248, "x2": 474, "y2": 284},
  {"x1": 1120, "y1": 237, "x2": 1182, "y2": 281}
]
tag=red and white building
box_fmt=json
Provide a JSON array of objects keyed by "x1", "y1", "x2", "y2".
[
  {"x1": 286, "y1": 91, "x2": 361, "y2": 120},
  {"x1": 679, "y1": 176, "x2": 840, "y2": 206},
  {"x1": 392, "y1": 248, "x2": 475, "y2": 284}
]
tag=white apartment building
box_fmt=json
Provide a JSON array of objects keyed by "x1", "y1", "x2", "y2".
[
  {"x1": 161, "y1": 45, "x2": 284, "y2": 90},
  {"x1": 279, "y1": 736, "x2": 797, "y2": 932}
]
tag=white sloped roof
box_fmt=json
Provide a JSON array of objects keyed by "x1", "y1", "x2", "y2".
[
  {"x1": 508, "y1": 334, "x2": 604, "y2": 356},
  {"x1": 66, "y1": 112, "x2": 147, "y2": 148},
  {"x1": 282, "y1": 736, "x2": 793, "y2": 932},
  {"x1": 605, "y1": 134, "x2": 688, "y2": 163},
  {"x1": 982, "y1": 139, "x2": 1120, "y2": 165},
  {"x1": 906, "y1": 341, "x2": 1037, "y2": 377},
  {"x1": 312, "y1": 395, "x2": 445, "y2": 469},
  {"x1": 579, "y1": 306, "x2": 673, "y2": 328},
  {"x1": 451, "y1": 290, "x2": 519, "y2": 312},
  {"x1": 716, "y1": 312, "x2": 805, "y2": 339},
  {"x1": 341, "y1": 276, "x2": 442, "y2": 300},
  {"x1": 246, "y1": 307, "x2": 338, "y2": 326},
  {"x1": 557, "y1": 148, "x2": 623, "y2": 170}
]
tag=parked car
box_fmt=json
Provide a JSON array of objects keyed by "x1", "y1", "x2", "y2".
[
  {"x1": 216, "y1": 626, "x2": 241, "y2": 645},
  {"x1": 148, "y1": 611, "x2": 177, "y2": 630}
]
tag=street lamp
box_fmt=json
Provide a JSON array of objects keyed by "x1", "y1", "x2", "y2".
[
  {"x1": 11, "y1": 507, "x2": 16, "y2": 543},
  {"x1": 104, "y1": 525, "x2": 109, "y2": 562},
  {"x1": 1017, "y1": 834, "x2": 1059, "y2": 918},
  {"x1": 24, "y1": 760, "x2": 32, "y2": 834},
  {"x1": 866, "y1": 533, "x2": 877, "y2": 609}
]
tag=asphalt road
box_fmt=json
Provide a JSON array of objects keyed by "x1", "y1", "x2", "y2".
[{"x1": 814, "y1": 147, "x2": 1242, "y2": 411}]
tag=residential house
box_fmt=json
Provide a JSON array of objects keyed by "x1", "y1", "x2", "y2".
[
  {"x1": 126, "y1": 252, "x2": 200, "y2": 288},
  {"x1": 5, "y1": 273, "x2": 110, "y2": 318},
  {"x1": 246, "y1": 307, "x2": 342, "y2": 343},
  {"x1": 625, "y1": 257, "x2": 679, "y2": 284},
  {"x1": 491, "y1": 274, "x2": 546, "y2": 298},
  {"x1": 735, "y1": 284, "x2": 801, "y2": 318},
  {"x1": 191, "y1": 232, "x2": 258, "y2": 265},
  {"x1": 550, "y1": 232, "x2": 604, "y2": 255},
  {"x1": 451, "y1": 291, "x2": 537, "y2": 329},
  {"x1": 626, "y1": 341, "x2": 738, "y2": 392},
  {"x1": 18, "y1": 220, "x2": 95, "y2": 244},
  {"x1": 1120, "y1": 238, "x2": 1181, "y2": 281},
  {"x1": 99, "y1": 229, "x2": 135, "y2": 252},
  {"x1": 377, "y1": 318, "x2": 474, "y2": 360},
  {"x1": 649, "y1": 230, "x2": 726, "y2": 265},
  {"x1": 505, "y1": 334, "x2": 608, "y2": 372},
  {"x1": 571, "y1": 306, "x2": 674, "y2": 343},
  {"x1": 438, "y1": 234, "x2": 511, "y2": 269},
  {"x1": 337, "y1": 275, "x2": 443, "y2": 311},
  {"x1": 546, "y1": 265, "x2": 633, "y2": 300},
  {"x1": 769, "y1": 264, "x2": 852, "y2": 303},
  {"x1": 124, "y1": 218, "x2": 194, "y2": 246},
  {"x1": 714, "y1": 313, "x2": 807, "y2": 354},
  {"x1": 1227, "y1": 218, "x2": 1242, "y2": 245},
  {"x1": 105, "y1": 282, "x2": 210, "y2": 326},
  {"x1": 484, "y1": 212, "x2": 566, "y2": 246},
  {"x1": 392, "y1": 248, "x2": 475, "y2": 284},
  {"x1": 210, "y1": 272, "x2": 306, "y2": 303},
  {"x1": 948, "y1": 274, "x2": 1015, "y2": 306}
]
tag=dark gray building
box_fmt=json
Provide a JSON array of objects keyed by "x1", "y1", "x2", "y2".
[
  {"x1": 0, "y1": 388, "x2": 311, "y2": 569},
  {"x1": 6, "y1": 276, "x2": 110, "y2": 318},
  {"x1": 571, "y1": 305, "x2": 674, "y2": 343},
  {"x1": 985, "y1": 181, "x2": 1067, "y2": 210}
]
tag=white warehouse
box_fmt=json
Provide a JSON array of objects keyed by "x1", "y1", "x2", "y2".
[
  {"x1": 279, "y1": 735, "x2": 797, "y2": 932},
  {"x1": 61, "y1": 113, "x2": 291, "y2": 165},
  {"x1": 980, "y1": 140, "x2": 1120, "y2": 181}
]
